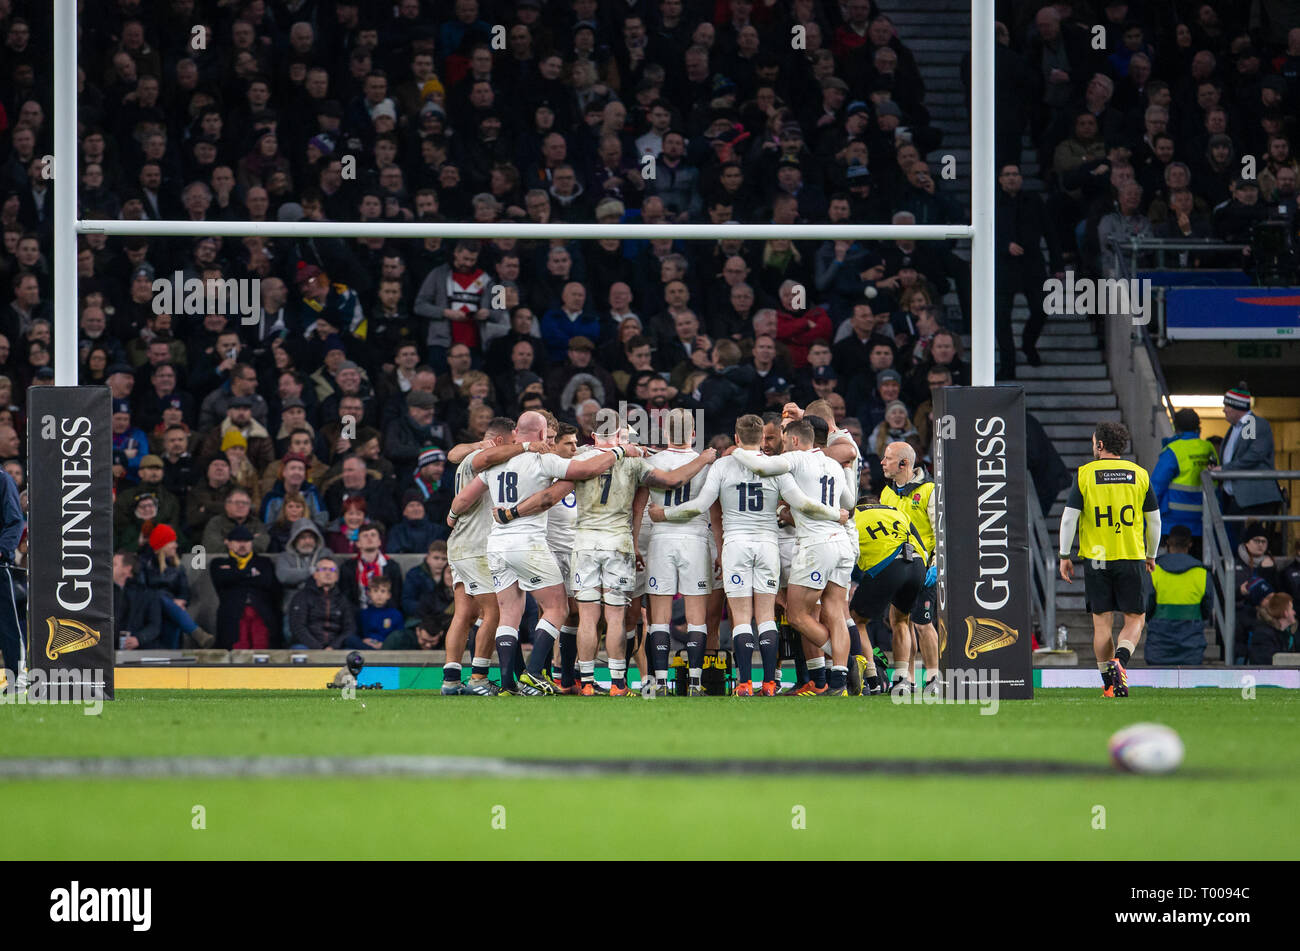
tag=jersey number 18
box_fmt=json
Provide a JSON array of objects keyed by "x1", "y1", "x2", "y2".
[{"x1": 497, "y1": 471, "x2": 519, "y2": 503}]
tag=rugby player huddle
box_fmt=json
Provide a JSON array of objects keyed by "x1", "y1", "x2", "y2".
[{"x1": 442, "y1": 399, "x2": 940, "y2": 698}]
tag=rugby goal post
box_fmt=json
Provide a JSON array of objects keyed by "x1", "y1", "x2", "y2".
[
  {"x1": 52, "y1": 0, "x2": 998, "y2": 385},
  {"x1": 47, "y1": 0, "x2": 1033, "y2": 698}
]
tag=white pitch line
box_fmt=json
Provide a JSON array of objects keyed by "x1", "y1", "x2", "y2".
[{"x1": 0, "y1": 756, "x2": 1115, "y2": 780}]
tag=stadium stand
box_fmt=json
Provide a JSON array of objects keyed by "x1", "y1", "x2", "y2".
[{"x1": 0, "y1": 0, "x2": 1297, "y2": 667}]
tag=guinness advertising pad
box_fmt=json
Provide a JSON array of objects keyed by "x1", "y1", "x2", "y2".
[
  {"x1": 27, "y1": 387, "x2": 114, "y2": 700},
  {"x1": 932, "y1": 386, "x2": 1033, "y2": 699}
]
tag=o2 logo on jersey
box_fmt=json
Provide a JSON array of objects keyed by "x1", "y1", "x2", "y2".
[
  {"x1": 730, "y1": 573, "x2": 742, "y2": 586},
  {"x1": 810, "y1": 571, "x2": 823, "y2": 583},
  {"x1": 649, "y1": 577, "x2": 658, "y2": 589}
]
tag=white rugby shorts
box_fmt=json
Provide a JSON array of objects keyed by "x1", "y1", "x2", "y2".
[
  {"x1": 788, "y1": 535, "x2": 855, "y2": 591},
  {"x1": 645, "y1": 534, "x2": 712, "y2": 597},
  {"x1": 571, "y1": 548, "x2": 636, "y2": 605},
  {"x1": 450, "y1": 555, "x2": 493, "y2": 596},
  {"x1": 488, "y1": 546, "x2": 564, "y2": 592},
  {"x1": 721, "y1": 538, "x2": 780, "y2": 598}
]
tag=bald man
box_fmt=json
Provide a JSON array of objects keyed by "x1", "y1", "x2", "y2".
[{"x1": 880, "y1": 440, "x2": 940, "y2": 695}]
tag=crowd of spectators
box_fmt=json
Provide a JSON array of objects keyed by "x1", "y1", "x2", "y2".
[
  {"x1": 987, "y1": 2, "x2": 1300, "y2": 279},
  {"x1": 1, "y1": 0, "x2": 1297, "y2": 650}
]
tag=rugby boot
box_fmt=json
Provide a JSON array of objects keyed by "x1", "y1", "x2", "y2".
[
  {"x1": 1110, "y1": 659, "x2": 1128, "y2": 697},
  {"x1": 519, "y1": 670, "x2": 556, "y2": 695}
]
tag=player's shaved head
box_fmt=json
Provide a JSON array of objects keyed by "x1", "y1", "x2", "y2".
[{"x1": 516, "y1": 411, "x2": 547, "y2": 439}]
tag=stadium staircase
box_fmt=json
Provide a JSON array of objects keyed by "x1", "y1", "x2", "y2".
[{"x1": 885, "y1": 1, "x2": 1123, "y2": 643}]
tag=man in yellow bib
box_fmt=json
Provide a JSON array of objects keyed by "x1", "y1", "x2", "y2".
[
  {"x1": 850, "y1": 497, "x2": 927, "y2": 696},
  {"x1": 1058, "y1": 421, "x2": 1160, "y2": 697},
  {"x1": 880, "y1": 441, "x2": 939, "y2": 695}
]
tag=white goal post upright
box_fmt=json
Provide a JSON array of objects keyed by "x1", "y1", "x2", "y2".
[
  {"x1": 969, "y1": 0, "x2": 996, "y2": 386},
  {"x1": 54, "y1": 0, "x2": 996, "y2": 386},
  {"x1": 54, "y1": 0, "x2": 80, "y2": 386}
]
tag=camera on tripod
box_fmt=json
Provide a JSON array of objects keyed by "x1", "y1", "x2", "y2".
[{"x1": 1249, "y1": 215, "x2": 1299, "y2": 286}]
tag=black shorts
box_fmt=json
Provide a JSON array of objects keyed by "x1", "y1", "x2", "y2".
[
  {"x1": 1083, "y1": 560, "x2": 1147, "y2": 616},
  {"x1": 851, "y1": 557, "x2": 924, "y2": 623},
  {"x1": 910, "y1": 581, "x2": 937, "y2": 625}
]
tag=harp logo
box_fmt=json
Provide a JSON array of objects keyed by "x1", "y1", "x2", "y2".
[
  {"x1": 962, "y1": 616, "x2": 1018, "y2": 660},
  {"x1": 45, "y1": 617, "x2": 102, "y2": 660}
]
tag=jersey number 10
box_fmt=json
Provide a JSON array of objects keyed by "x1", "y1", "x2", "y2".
[{"x1": 664, "y1": 484, "x2": 691, "y2": 506}]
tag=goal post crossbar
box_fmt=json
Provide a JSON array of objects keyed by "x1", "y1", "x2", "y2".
[
  {"x1": 75, "y1": 221, "x2": 976, "y2": 242},
  {"x1": 55, "y1": 0, "x2": 996, "y2": 385}
]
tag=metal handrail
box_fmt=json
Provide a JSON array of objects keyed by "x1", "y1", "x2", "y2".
[
  {"x1": 1109, "y1": 238, "x2": 1177, "y2": 444},
  {"x1": 1200, "y1": 468, "x2": 1300, "y2": 664},
  {"x1": 1204, "y1": 469, "x2": 1300, "y2": 522},
  {"x1": 1201, "y1": 470, "x2": 1237, "y2": 665},
  {"x1": 1117, "y1": 235, "x2": 1249, "y2": 272},
  {"x1": 1026, "y1": 476, "x2": 1057, "y2": 648}
]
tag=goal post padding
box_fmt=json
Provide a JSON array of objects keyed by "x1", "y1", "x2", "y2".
[
  {"x1": 933, "y1": 385, "x2": 1034, "y2": 699},
  {"x1": 26, "y1": 386, "x2": 115, "y2": 700}
]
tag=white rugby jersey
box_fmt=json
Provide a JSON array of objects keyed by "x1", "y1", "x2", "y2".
[
  {"x1": 732, "y1": 448, "x2": 844, "y2": 542},
  {"x1": 448, "y1": 449, "x2": 491, "y2": 561},
  {"x1": 664, "y1": 454, "x2": 780, "y2": 541},
  {"x1": 572, "y1": 449, "x2": 653, "y2": 554},
  {"x1": 479, "y1": 451, "x2": 573, "y2": 546},
  {"x1": 546, "y1": 487, "x2": 578, "y2": 553},
  {"x1": 828, "y1": 427, "x2": 863, "y2": 547},
  {"x1": 642, "y1": 447, "x2": 712, "y2": 538}
]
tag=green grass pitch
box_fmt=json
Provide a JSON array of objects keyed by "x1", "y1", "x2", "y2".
[{"x1": 1, "y1": 689, "x2": 1296, "y2": 859}]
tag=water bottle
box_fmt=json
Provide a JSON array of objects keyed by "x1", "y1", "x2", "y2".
[{"x1": 1056, "y1": 625, "x2": 1068, "y2": 650}]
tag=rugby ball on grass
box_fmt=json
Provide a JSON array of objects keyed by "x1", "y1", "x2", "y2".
[{"x1": 1108, "y1": 722, "x2": 1184, "y2": 774}]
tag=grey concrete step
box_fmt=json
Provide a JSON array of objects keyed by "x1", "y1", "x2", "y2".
[
  {"x1": 1061, "y1": 453, "x2": 1097, "y2": 468},
  {"x1": 1032, "y1": 409, "x2": 1123, "y2": 424},
  {"x1": 1020, "y1": 364, "x2": 1108, "y2": 380},
  {"x1": 1035, "y1": 336, "x2": 1103, "y2": 351},
  {"x1": 1007, "y1": 336, "x2": 1102, "y2": 350},
  {"x1": 1044, "y1": 422, "x2": 1103, "y2": 437},
  {"x1": 1038, "y1": 350, "x2": 1104, "y2": 364},
  {"x1": 1018, "y1": 379, "x2": 1114, "y2": 395},
  {"x1": 1026, "y1": 393, "x2": 1118, "y2": 409},
  {"x1": 1054, "y1": 438, "x2": 1097, "y2": 455}
]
